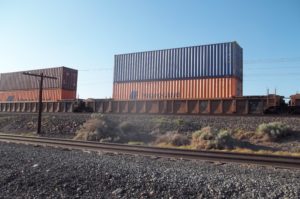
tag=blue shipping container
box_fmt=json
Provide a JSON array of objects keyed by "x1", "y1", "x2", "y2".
[{"x1": 114, "y1": 41, "x2": 243, "y2": 82}]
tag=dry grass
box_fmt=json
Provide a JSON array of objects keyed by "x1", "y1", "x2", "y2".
[
  {"x1": 156, "y1": 143, "x2": 300, "y2": 157},
  {"x1": 127, "y1": 141, "x2": 145, "y2": 145},
  {"x1": 155, "y1": 142, "x2": 174, "y2": 148},
  {"x1": 225, "y1": 148, "x2": 300, "y2": 157},
  {"x1": 20, "y1": 132, "x2": 38, "y2": 137},
  {"x1": 0, "y1": 131, "x2": 38, "y2": 137}
]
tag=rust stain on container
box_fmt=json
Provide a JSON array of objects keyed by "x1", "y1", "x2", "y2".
[{"x1": 113, "y1": 77, "x2": 242, "y2": 100}]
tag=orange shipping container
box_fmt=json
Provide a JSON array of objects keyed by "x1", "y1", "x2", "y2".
[
  {"x1": 0, "y1": 89, "x2": 76, "y2": 102},
  {"x1": 113, "y1": 77, "x2": 242, "y2": 100}
]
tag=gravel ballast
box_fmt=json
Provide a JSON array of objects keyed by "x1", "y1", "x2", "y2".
[
  {"x1": 1, "y1": 114, "x2": 300, "y2": 136},
  {"x1": 0, "y1": 114, "x2": 90, "y2": 138},
  {"x1": 0, "y1": 142, "x2": 299, "y2": 198}
]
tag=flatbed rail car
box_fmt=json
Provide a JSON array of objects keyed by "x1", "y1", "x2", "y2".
[
  {"x1": 0, "y1": 100, "x2": 76, "y2": 113},
  {"x1": 84, "y1": 95, "x2": 285, "y2": 115},
  {"x1": 0, "y1": 95, "x2": 295, "y2": 115}
]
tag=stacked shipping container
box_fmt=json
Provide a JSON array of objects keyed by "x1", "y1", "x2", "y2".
[
  {"x1": 113, "y1": 41, "x2": 243, "y2": 100},
  {"x1": 0, "y1": 67, "x2": 78, "y2": 102}
]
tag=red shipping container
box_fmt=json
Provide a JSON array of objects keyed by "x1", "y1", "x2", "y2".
[
  {"x1": 113, "y1": 77, "x2": 242, "y2": 100},
  {"x1": 0, "y1": 89, "x2": 76, "y2": 102},
  {"x1": 0, "y1": 66, "x2": 77, "y2": 91}
]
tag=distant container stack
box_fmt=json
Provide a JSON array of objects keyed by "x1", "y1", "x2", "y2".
[
  {"x1": 113, "y1": 41, "x2": 243, "y2": 100},
  {"x1": 0, "y1": 66, "x2": 77, "y2": 102}
]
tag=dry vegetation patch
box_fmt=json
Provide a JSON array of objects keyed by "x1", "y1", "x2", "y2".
[
  {"x1": 74, "y1": 114, "x2": 120, "y2": 142},
  {"x1": 154, "y1": 131, "x2": 190, "y2": 147},
  {"x1": 255, "y1": 122, "x2": 292, "y2": 142},
  {"x1": 74, "y1": 114, "x2": 153, "y2": 143},
  {"x1": 191, "y1": 127, "x2": 239, "y2": 150},
  {"x1": 72, "y1": 115, "x2": 299, "y2": 156}
]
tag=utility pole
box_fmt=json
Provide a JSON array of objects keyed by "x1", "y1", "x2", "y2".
[{"x1": 23, "y1": 72, "x2": 57, "y2": 134}]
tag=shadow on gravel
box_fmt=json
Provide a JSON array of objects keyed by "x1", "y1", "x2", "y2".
[
  {"x1": 237, "y1": 140, "x2": 276, "y2": 151},
  {"x1": 278, "y1": 131, "x2": 300, "y2": 143}
]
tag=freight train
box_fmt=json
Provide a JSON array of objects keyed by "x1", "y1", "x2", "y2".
[
  {"x1": 0, "y1": 94, "x2": 299, "y2": 115},
  {"x1": 0, "y1": 42, "x2": 299, "y2": 115}
]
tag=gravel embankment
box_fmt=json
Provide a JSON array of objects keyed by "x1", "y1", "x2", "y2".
[
  {"x1": 0, "y1": 142, "x2": 299, "y2": 198},
  {"x1": 0, "y1": 113, "x2": 90, "y2": 138},
  {"x1": 104, "y1": 114, "x2": 300, "y2": 132},
  {"x1": 1, "y1": 113, "x2": 300, "y2": 137}
]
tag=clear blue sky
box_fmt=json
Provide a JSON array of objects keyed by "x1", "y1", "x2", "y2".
[{"x1": 0, "y1": 0, "x2": 299, "y2": 99}]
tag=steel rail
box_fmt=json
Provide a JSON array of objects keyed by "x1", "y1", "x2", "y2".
[{"x1": 0, "y1": 134, "x2": 299, "y2": 169}]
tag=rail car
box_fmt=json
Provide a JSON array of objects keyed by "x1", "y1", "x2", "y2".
[
  {"x1": 0, "y1": 94, "x2": 299, "y2": 115},
  {"x1": 289, "y1": 94, "x2": 300, "y2": 114}
]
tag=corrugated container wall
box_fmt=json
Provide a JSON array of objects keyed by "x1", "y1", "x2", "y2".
[
  {"x1": 0, "y1": 66, "x2": 78, "y2": 102},
  {"x1": 0, "y1": 67, "x2": 77, "y2": 91},
  {"x1": 113, "y1": 42, "x2": 243, "y2": 100},
  {"x1": 0, "y1": 89, "x2": 76, "y2": 102},
  {"x1": 114, "y1": 42, "x2": 243, "y2": 82},
  {"x1": 113, "y1": 77, "x2": 242, "y2": 100}
]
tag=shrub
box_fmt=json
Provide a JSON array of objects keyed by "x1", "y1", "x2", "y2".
[
  {"x1": 191, "y1": 127, "x2": 217, "y2": 148},
  {"x1": 151, "y1": 117, "x2": 198, "y2": 134},
  {"x1": 256, "y1": 122, "x2": 291, "y2": 142},
  {"x1": 214, "y1": 130, "x2": 237, "y2": 149},
  {"x1": 118, "y1": 121, "x2": 135, "y2": 134},
  {"x1": 151, "y1": 117, "x2": 171, "y2": 132},
  {"x1": 74, "y1": 117, "x2": 149, "y2": 143},
  {"x1": 191, "y1": 127, "x2": 238, "y2": 150},
  {"x1": 231, "y1": 129, "x2": 255, "y2": 140},
  {"x1": 170, "y1": 133, "x2": 190, "y2": 146},
  {"x1": 174, "y1": 119, "x2": 185, "y2": 126},
  {"x1": 73, "y1": 118, "x2": 118, "y2": 142},
  {"x1": 155, "y1": 131, "x2": 190, "y2": 147}
]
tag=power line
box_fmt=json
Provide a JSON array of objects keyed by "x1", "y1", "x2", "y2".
[
  {"x1": 79, "y1": 68, "x2": 112, "y2": 71},
  {"x1": 246, "y1": 66, "x2": 300, "y2": 70},
  {"x1": 244, "y1": 57, "x2": 300, "y2": 64},
  {"x1": 245, "y1": 72, "x2": 300, "y2": 76},
  {"x1": 79, "y1": 81, "x2": 112, "y2": 85},
  {"x1": 75, "y1": 56, "x2": 300, "y2": 71},
  {"x1": 76, "y1": 63, "x2": 300, "y2": 72}
]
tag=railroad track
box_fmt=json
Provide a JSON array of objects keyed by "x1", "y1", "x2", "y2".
[{"x1": 0, "y1": 133, "x2": 299, "y2": 169}]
